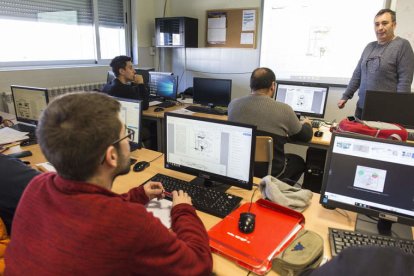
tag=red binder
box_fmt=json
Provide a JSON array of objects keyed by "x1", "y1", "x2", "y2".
[{"x1": 208, "y1": 199, "x2": 305, "y2": 275}]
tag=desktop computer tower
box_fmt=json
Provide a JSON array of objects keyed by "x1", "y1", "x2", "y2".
[{"x1": 303, "y1": 148, "x2": 327, "y2": 193}]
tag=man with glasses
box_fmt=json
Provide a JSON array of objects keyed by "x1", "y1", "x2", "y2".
[
  {"x1": 338, "y1": 9, "x2": 414, "y2": 118},
  {"x1": 5, "y1": 92, "x2": 212, "y2": 275}
]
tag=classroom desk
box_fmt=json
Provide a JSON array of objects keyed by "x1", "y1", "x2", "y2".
[
  {"x1": 5, "y1": 144, "x2": 412, "y2": 276},
  {"x1": 143, "y1": 105, "x2": 332, "y2": 151}
]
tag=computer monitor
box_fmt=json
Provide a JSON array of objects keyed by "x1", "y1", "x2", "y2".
[
  {"x1": 149, "y1": 72, "x2": 178, "y2": 100},
  {"x1": 10, "y1": 85, "x2": 49, "y2": 126},
  {"x1": 362, "y1": 90, "x2": 414, "y2": 129},
  {"x1": 164, "y1": 113, "x2": 256, "y2": 191},
  {"x1": 274, "y1": 81, "x2": 329, "y2": 118},
  {"x1": 193, "y1": 77, "x2": 232, "y2": 107},
  {"x1": 320, "y1": 132, "x2": 414, "y2": 239},
  {"x1": 115, "y1": 97, "x2": 142, "y2": 147}
]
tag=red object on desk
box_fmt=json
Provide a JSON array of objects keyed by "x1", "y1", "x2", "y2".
[{"x1": 208, "y1": 199, "x2": 305, "y2": 275}]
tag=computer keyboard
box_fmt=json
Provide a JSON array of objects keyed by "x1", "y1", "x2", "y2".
[
  {"x1": 328, "y1": 227, "x2": 414, "y2": 257},
  {"x1": 311, "y1": 120, "x2": 323, "y2": 128},
  {"x1": 147, "y1": 173, "x2": 242, "y2": 218},
  {"x1": 156, "y1": 101, "x2": 176, "y2": 108},
  {"x1": 185, "y1": 105, "x2": 227, "y2": 115}
]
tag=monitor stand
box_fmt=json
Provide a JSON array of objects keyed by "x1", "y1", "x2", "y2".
[
  {"x1": 355, "y1": 214, "x2": 413, "y2": 239},
  {"x1": 190, "y1": 177, "x2": 231, "y2": 193}
]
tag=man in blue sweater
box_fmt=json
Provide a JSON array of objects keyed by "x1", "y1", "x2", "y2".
[{"x1": 338, "y1": 9, "x2": 414, "y2": 118}]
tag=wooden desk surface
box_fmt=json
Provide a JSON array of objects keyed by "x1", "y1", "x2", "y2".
[{"x1": 4, "y1": 145, "x2": 412, "y2": 275}]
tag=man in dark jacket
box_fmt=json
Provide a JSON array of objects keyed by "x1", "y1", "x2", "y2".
[{"x1": 102, "y1": 55, "x2": 150, "y2": 110}]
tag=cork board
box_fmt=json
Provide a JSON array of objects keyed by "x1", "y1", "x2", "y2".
[{"x1": 206, "y1": 8, "x2": 258, "y2": 48}]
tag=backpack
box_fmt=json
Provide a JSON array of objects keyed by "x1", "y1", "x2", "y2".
[{"x1": 336, "y1": 117, "x2": 408, "y2": 141}]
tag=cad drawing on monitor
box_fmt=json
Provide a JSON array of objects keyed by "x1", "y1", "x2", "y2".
[
  {"x1": 275, "y1": 81, "x2": 329, "y2": 119},
  {"x1": 164, "y1": 112, "x2": 256, "y2": 191}
]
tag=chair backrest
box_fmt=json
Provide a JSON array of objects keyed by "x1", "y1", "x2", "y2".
[{"x1": 255, "y1": 136, "x2": 273, "y2": 175}]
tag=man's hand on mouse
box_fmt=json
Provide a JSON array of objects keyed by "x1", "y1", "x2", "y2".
[{"x1": 143, "y1": 181, "x2": 164, "y2": 200}]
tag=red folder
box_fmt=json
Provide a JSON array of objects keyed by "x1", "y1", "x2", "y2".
[{"x1": 208, "y1": 199, "x2": 305, "y2": 275}]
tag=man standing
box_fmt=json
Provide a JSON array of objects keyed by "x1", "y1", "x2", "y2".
[
  {"x1": 338, "y1": 9, "x2": 414, "y2": 118},
  {"x1": 102, "y1": 55, "x2": 150, "y2": 110},
  {"x1": 228, "y1": 67, "x2": 313, "y2": 184},
  {"x1": 5, "y1": 92, "x2": 212, "y2": 275}
]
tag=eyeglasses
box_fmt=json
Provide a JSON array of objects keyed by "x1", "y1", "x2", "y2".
[
  {"x1": 111, "y1": 127, "x2": 135, "y2": 145},
  {"x1": 100, "y1": 126, "x2": 135, "y2": 164}
]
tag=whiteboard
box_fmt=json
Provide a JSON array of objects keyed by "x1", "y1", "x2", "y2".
[{"x1": 260, "y1": 0, "x2": 384, "y2": 85}]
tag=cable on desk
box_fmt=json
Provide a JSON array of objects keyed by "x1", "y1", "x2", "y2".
[{"x1": 149, "y1": 153, "x2": 164, "y2": 163}]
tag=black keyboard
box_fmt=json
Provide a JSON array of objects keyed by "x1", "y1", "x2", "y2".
[
  {"x1": 311, "y1": 120, "x2": 323, "y2": 128},
  {"x1": 11, "y1": 123, "x2": 36, "y2": 133},
  {"x1": 329, "y1": 227, "x2": 414, "y2": 257},
  {"x1": 185, "y1": 105, "x2": 227, "y2": 115},
  {"x1": 156, "y1": 101, "x2": 176, "y2": 108},
  {"x1": 148, "y1": 173, "x2": 242, "y2": 218}
]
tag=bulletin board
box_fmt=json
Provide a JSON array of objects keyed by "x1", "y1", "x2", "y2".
[{"x1": 206, "y1": 8, "x2": 258, "y2": 49}]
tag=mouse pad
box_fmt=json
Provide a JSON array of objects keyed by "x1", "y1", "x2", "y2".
[{"x1": 208, "y1": 199, "x2": 304, "y2": 275}]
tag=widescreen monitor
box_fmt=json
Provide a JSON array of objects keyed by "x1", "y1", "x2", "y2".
[
  {"x1": 193, "y1": 77, "x2": 232, "y2": 107},
  {"x1": 115, "y1": 97, "x2": 142, "y2": 147},
  {"x1": 274, "y1": 81, "x2": 329, "y2": 118},
  {"x1": 164, "y1": 112, "x2": 256, "y2": 191},
  {"x1": 320, "y1": 132, "x2": 414, "y2": 239},
  {"x1": 362, "y1": 90, "x2": 414, "y2": 129},
  {"x1": 10, "y1": 85, "x2": 49, "y2": 125},
  {"x1": 149, "y1": 72, "x2": 178, "y2": 100}
]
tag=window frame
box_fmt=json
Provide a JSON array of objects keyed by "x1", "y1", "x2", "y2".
[{"x1": 0, "y1": 0, "x2": 132, "y2": 68}]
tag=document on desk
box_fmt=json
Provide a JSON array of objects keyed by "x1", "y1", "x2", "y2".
[
  {"x1": 0, "y1": 127, "x2": 29, "y2": 145},
  {"x1": 146, "y1": 199, "x2": 172, "y2": 228},
  {"x1": 149, "y1": 101, "x2": 163, "y2": 107}
]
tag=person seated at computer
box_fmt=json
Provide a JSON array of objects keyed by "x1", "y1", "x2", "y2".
[
  {"x1": 102, "y1": 55, "x2": 150, "y2": 110},
  {"x1": 228, "y1": 67, "x2": 313, "y2": 185},
  {"x1": 5, "y1": 92, "x2": 212, "y2": 275},
  {"x1": 0, "y1": 154, "x2": 40, "y2": 235}
]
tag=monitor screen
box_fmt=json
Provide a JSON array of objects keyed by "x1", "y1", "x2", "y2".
[
  {"x1": 11, "y1": 85, "x2": 49, "y2": 125},
  {"x1": 115, "y1": 97, "x2": 142, "y2": 146},
  {"x1": 193, "y1": 77, "x2": 232, "y2": 107},
  {"x1": 164, "y1": 113, "x2": 256, "y2": 191},
  {"x1": 362, "y1": 90, "x2": 414, "y2": 129},
  {"x1": 149, "y1": 72, "x2": 178, "y2": 100},
  {"x1": 275, "y1": 81, "x2": 329, "y2": 118},
  {"x1": 320, "y1": 132, "x2": 414, "y2": 238}
]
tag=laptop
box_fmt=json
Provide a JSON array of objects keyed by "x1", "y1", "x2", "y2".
[{"x1": 10, "y1": 85, "x2": 49, "y2": 136}]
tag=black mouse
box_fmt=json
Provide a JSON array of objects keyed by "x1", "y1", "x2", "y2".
[
  {"x1": 314, "y1": 130, "x2": 323, "y2": 137},
  {"x1": 154, "y1": 107, "x2": 164, "y2": 112},
  {"x1": 238, "y1": 212, "x2": 256, "y2": 234},
  {"x1": 133, "y1": 161, "x2": 150, "y2": 172}
]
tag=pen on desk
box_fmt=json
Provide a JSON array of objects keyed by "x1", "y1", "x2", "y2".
[{"x1": 164, "y1": 191, "x2": 172, "y2": 198}]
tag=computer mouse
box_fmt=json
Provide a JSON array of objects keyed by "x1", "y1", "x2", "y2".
[
  {"x1": 238, "y1": 212, "x2": 256, "y2": 234},
  {"x1": 154, "y1": 107, "x2": 164, "y2": 112},
  {"x1": 133, "y1": 161, "x2": 150, "y2": 172},
  {"x1": 314, "y1": 130, "x2": 323, "y2": 137}
]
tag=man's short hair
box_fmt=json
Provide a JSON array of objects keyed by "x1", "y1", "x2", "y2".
[
  {"x1": 250, "y1": 67, "x2": 276, "y2": 91},
  {"x1": 110, "y1": 55, "x2": 132, "y2": 77},
  {"x1": 37, "y1": 92, "x2": 122, "y2": 181},
  {"x1": 376, "y1": 9, "x2": 396, "y2": 23}
]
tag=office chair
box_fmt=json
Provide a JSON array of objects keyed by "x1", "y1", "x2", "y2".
[{"x1": 254, "y1": 136, "x2": 274, "y2": 177}]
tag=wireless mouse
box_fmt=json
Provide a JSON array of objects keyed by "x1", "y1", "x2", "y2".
[
  {"x1": 133, "y1": 161, "x2": 150, "y2": 172},
  {"x1": 154, "y1": 107, "x2": 164, "y2": 112},
  {"x1": 238, "y1": 212, "x2": 256, "y2": 234}
]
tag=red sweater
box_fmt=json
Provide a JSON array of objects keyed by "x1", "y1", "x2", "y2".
[{"x1": 5, "y1": 173, "x2": 212, "y2": 275}]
